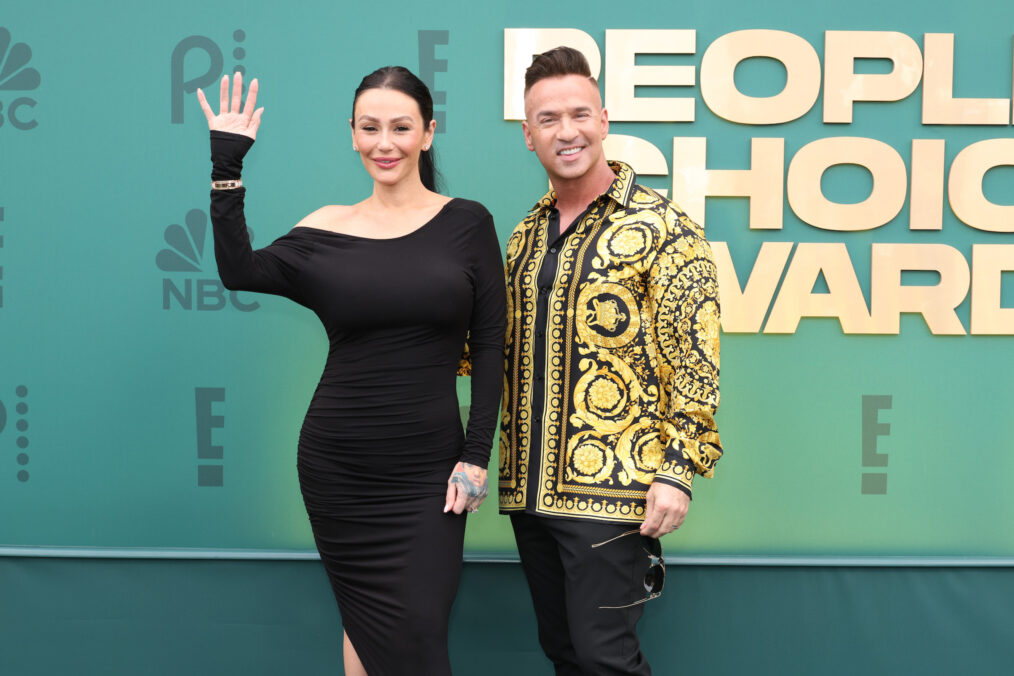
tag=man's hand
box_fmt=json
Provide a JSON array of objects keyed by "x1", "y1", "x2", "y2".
[{"x1": 640, "y1": 481, "x2": 690, "y2": 538}]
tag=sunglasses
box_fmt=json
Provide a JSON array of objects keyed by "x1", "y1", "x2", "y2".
[{"x1": 591, "y1": 529, "x2": 665, "y2": 609}]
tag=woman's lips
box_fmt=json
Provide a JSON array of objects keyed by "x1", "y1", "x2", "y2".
[{"x1": 374, "y1": 157, "x2": 401, "y2": 169}]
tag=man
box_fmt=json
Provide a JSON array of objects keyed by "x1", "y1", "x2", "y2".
[{"x1": 500, "y1": 46, "x2": 723, "y2": 675}]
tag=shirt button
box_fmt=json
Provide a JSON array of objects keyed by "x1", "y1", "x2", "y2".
[
  {"x1": 550, "y1": 247, "x2": 558, "y2": 254},
  {"x1": 536, "y1": 373, "x2": 544, "y2": 381}
]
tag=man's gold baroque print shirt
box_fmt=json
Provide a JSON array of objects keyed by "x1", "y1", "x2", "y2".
[{"x1": 499, "y1": 161, "x2": 723, "y2": 523}]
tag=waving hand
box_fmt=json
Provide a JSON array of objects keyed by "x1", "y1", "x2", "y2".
[{"x1": 196, "y1": 72, "x2": 264, "y2": 139}]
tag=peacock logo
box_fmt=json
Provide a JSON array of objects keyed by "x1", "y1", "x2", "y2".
[
  {"x1": 0, "y1": 27, "x2": 40, "y2": 131},
  {"x1": 157, "y1": 209, "x2": 209, "y2": 273},
  {"x1": 157, "y1": 209, "x2": 259, "y2": 312}
]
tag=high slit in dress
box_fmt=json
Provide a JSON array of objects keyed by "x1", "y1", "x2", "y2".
[{"x1": 207, "y1": 131, "x2": 505, "y2": 675}]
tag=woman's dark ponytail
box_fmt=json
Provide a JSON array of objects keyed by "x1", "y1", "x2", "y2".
[{"x1": 418, "y1": 147, "x2": 437, "y2": 193}]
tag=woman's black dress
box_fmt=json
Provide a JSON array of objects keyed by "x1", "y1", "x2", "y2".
[{"x1": 207, "y1": 131, "x2": 505, "y2": 675}]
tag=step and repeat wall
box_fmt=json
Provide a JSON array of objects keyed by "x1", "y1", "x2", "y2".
[{"x1": 1, "y1": 0, "x2": 1012, "y2": 560}]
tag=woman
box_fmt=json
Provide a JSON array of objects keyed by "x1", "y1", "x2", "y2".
[{"x1": 196, "y1": 68, "x2": 504, "y2": 675}]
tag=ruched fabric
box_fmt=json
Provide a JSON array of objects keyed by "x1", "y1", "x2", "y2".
[{"x1": 208, "y1": 131, "x2": 505, "y2": 675}]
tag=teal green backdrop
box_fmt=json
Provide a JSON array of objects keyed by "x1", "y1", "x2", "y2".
[{"x1": 1, "y1": 0, "x2": 1013, "y2": 561}]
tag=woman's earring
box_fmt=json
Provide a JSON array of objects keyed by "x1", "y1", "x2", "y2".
[
  {"x1": 353, "y1": 145, "x2": 359, "y2": 152},
  {"x1": 423, "y1": 145, "x2": 430, "y2": 151}
]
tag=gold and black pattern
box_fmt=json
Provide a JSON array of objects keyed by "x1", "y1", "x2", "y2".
[
  {"x1": 456, "y1": 342, "x2": 471, "y2": 376},
  {"x1": 540, "y1": 206, "x2": 612, "y2": 514},
  {"x1": 501, "y1": 161, "x2": 722, "y2": 523},
  {"x1": 499, "y1": 202, "x2": 547, "y2": 506}
]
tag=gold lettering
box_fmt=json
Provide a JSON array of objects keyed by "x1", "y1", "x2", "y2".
[
  {"x1": 603, "y1": 135, "x2": 669, "y2": 197},
  {"x1": 604, "y1": 29, "x2": 696, "y2": 122},
  {"x1": 787, "y1": 137, "x2": 907, "y2": 231},
  {"x1": 949, "y1": 138, "x2": 1014, "y2": 233},
  {"x1": 910, "y1": 139, "x2": 946, "y2": 230},
  {"x1": 712, "y1": 241, "x2": 794, "y2": 333},
  {"x1": 765, "y1": 243, "x2": 873, "y2": 333},
  {"x1": 671, "y1": 137, "x2": 784, "y2": 228},
  {"x1": 823, "y1": 31, "x2": 923, "y2": 124},
  {"x1": 922, "y1": 33, "x2": 1010, "y2": 125},
  {"x1": 870, "y1": 243, "x2": 969, "y2": 334},
  {"x1": 503, "y1": 29, "x2": 601, "y2": 120},
  {"x1": 700, "y1": 29, "x2": 821, "y2": 124},
  {"x1": 971, "y1": 244, "x2": 1014, "y2": 334}
]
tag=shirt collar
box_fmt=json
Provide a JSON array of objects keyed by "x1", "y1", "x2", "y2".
[{"x1": 528, "y1": 160, "x2": 638, "y2": 214}]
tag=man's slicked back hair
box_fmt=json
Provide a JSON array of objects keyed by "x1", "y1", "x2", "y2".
[{"x1": 524, "y1": 46, "x2": 596, "y2": 94}]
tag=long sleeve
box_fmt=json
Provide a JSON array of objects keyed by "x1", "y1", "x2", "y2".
[
  {"x1": 458, "y1": 211, "x2": 507, "y2": 467},
  {"x1": 208, "y1": 131, "x2": 314, "y2": 302},
  {"x1": 648, "y1": 212, "x2": 723, "y2": 497}
]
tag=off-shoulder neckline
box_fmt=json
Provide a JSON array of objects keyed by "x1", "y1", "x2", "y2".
[{"x1": 292, "y1": 198, "x2": 459, "y2": 241}]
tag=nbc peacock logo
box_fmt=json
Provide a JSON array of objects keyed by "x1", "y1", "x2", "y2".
[
  {"x1": 0, "y1": 27, "x2": 41, "y2": 131},
  {"x1": 157, "y1": 208, "x2": 259, "y2": 312}
]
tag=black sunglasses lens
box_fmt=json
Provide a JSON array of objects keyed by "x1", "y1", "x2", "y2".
[
  {"x1": 643, "y1": 565, "x2": 665, "y2": 593},
  {"x1": 640, "y1": 535, "x2": 662, "y2": 558}
]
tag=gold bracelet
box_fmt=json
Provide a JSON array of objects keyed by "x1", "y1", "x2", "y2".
[{"x1": 211, "y1": 179, "x2": 243, "y2": 190}]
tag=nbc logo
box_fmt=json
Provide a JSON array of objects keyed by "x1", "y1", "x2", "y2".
[
  {"x1": 157, "y1": 209, "x2": 259, "y2": 311},
  {"x1": 0, "y1": 27, "x2": 40, "y2": 131}
]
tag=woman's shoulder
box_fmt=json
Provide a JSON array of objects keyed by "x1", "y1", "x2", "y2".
[
  {"x1": 444, "y1": 197, "x2": 493, "y2": 223},
  {"x1": 442, "y1": 199, "x2": 500, "y2": 258},
  {"x1": 291, "y1": 204, "x2": 355, "y2": 233}
]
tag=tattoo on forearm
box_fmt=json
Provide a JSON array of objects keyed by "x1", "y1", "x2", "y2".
[{"x1": 450, "y1": 462, "x2": 489, "y2": 508}]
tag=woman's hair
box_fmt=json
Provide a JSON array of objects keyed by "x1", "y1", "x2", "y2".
[
  {"x1": 353, "y1": 66, "x2": 441, "y2": 193},
  {"x1": 524, "y1": 46, "x2": 596, "y2": 94}
]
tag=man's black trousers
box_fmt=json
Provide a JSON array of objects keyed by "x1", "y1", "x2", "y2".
[{"x1": 510, "y1": 512, "x2": 654, "y2": 676}]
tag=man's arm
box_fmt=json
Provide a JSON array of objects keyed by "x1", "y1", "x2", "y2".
[{"x1": 641, "y1": 209, "x2": 723, "y2": 536}]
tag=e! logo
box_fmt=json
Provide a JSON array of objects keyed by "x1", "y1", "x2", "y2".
[
  {"x1": 195, "y1": 387, "x2": 225, "y2": 487},
  {"x1": 418, "y1": 30, "x2": 448, "y2": 133},
  {"x1": 861, "y1": 395, "x2": 891, "y2": 494},
  {"x1": 171, "y1": 29, "x2": 247, "y2": 124},
  {"x1": 0, "y1": 27, "x2": 41, "y2": 131}
]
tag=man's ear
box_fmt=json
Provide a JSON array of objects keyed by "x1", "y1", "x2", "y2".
[{"x1": 522, "y1": 121, "x2": 536, "y2": 151}]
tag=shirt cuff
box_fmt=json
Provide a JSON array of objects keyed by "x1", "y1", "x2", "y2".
[{"x1": 653, "y1": 452, "x2": 695, "y2": 499}]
